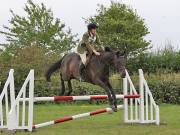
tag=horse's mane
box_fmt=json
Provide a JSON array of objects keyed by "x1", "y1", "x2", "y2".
[
  {"x1": 97, "y1": 47, "x2": 111, "y2": 53},
  {"x1": 91, "y1": 48, "x2": 114, "y2": 63}
]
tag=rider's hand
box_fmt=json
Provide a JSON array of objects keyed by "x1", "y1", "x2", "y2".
[{"x1": 94, "y1": 51, "x2": 100, "y2": 56}]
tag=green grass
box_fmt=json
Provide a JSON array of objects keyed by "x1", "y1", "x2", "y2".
[{"x1": 1, "y1": 104, "x2": 180, "y2": 135}]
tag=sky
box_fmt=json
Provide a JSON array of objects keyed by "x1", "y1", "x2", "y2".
[{"x1": 0, "y1": 0, "x2": 180, "y2": 50}]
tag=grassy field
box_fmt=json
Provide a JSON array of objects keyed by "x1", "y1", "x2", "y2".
[{"x1": 1, "y1": 104, "x2": 180, "y2": 135}]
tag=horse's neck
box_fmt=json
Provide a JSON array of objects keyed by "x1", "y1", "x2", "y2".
[
  {"x1": 90, "y1": 56, "x2": 109, "y2": 68},
  {"x1": 88, "y1": 51, "x2": 113, "y2": 66},
  {"x1": 100, "y1": 53, "x2": 113, "y2": 65}
]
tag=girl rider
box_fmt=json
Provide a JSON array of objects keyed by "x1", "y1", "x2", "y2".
[{"x1": 77, "y1": 23, "x2": 103, "y2": 80}]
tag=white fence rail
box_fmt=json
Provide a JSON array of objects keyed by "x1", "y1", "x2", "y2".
[{"x1": 0, "y1": 69, "x2": 160, "y2": 132}]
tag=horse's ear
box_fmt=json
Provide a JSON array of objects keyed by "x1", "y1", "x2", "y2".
[{"x1": 105, "y1": 47, "x2": 111, "y2": 52}]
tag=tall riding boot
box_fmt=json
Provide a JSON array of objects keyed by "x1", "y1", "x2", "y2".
[{"x1": 79, "y1": 62, "x2": 85, "y2": 81}]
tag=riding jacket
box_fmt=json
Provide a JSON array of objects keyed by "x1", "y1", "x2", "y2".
[{"x1": 77, "y1": 32, "x2": 102, "y2": 55}]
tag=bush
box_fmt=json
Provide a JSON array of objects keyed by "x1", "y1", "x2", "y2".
[
  {"x1": 148, "y1": 79, "x2": 180, "y2": 104},
  {"x1": 128, "y1": 45, "x2": 180, "y2": 73},
  {"x1": 130, "y1": 72, "x2": 180, "y2": 104}
]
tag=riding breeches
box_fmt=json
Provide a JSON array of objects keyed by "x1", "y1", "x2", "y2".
[{"x1": 78, "y1": 51, "x2": 87, "y2": 65}]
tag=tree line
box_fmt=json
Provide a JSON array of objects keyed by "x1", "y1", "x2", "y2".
[{"x1": 0, "y1": 0, "x2": 179, "y2": 104}]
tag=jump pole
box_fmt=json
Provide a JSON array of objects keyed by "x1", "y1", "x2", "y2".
[
  {"x1": 32, "y1": 105, "x2": 123, "y2": 129},
  {"x1": 20, "y1": 94, "x2": 140, "y2": 102}
]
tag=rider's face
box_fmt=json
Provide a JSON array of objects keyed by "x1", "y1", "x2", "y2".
[{"x1": 90, "y1": 29, "x2": 96, "y2": 34}]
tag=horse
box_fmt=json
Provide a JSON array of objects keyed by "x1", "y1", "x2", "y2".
[{"x1": 45, "y1": 48, "x2": 126, "y2": 111}]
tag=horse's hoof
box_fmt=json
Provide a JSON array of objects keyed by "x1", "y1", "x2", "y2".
[
  {"x1": 110, "y1": 105, "x2": 117, "y2": 112},
  {"x1": 113, "y1": 107, "x2": 117, "y2": 112}
]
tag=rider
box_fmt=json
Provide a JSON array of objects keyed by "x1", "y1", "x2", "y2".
[{"x1": 77, "y1": 23, "x2": 103, "y2": 80}]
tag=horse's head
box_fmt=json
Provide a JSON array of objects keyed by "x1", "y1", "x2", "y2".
[
  {"x1": 103, "y1": 47, "x2": 127, "y2": 78},
  {"x1": 113, "y1": 50, "x2": 126, "y2": 78}
]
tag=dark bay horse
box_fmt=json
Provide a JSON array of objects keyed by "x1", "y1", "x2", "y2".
[{"x1": 45, "y1": 48, "x2": 126, "y2": 111}]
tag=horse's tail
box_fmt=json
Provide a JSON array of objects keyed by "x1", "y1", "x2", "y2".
[{"x1": 45, "y1": 58, "x2": 63, "y2": 82}]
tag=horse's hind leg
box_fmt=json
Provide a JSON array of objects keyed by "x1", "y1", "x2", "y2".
[
  {"x1": 66, "y1": 80, "x2": 73, "y2": 96},
  {"x1": 60, "y1": 74, "x2": 65, "y2": 95}
]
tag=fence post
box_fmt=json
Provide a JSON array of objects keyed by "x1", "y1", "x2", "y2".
[
  {"x1": 7, "y1": 69, "x2": 17, "y2": 130},
  {"x1": 28, "y1": 70, "x2": 34, "y2": 131},
  {"x1": 156, "y1": 105, "x2": 160, "y2": 125},
  {"x1": 139, "y1": 69, "x2": 144, "y2": 123},
  {"x1": 123, "y1": 73, "x2": 128, "y2": 123}
]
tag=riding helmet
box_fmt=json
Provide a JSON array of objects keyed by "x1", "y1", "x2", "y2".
[{"x1": 87, "y1": 23, "x2": 98, "y2": 30}]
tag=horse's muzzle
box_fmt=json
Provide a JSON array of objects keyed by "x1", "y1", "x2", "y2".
[
  {"x1": 118, "y1": 67, "x2": 126, "y2": 78},
  {"x1": 120, "y1": 71, "x2": 126, "y2": 78}
]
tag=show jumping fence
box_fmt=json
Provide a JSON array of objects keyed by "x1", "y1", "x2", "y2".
[{"x1": 0, "y1": 69, "x2": 160, "y2": 132}]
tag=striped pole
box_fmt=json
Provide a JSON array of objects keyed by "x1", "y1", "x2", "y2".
[
  {"x1": 32, "y1": 105, "x2": 123, "y2": 129},
  {"x1": 19, "y1": 94, "x2": 140, "y2": 102}
]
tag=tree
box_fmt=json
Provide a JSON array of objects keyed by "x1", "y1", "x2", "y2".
[
  {"x1": 10, "y1": 45, "x2": 59, "y2": 76},
  {"x1": 86, "y1": 2, "x2": 150, "y2": 56},
  {"x1": 0, "y1": 0, "x2": 77, "y2": 54}
]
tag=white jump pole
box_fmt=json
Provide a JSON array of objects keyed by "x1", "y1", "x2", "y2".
[
  {"x1": 32, "y1": 105, "x2": 123, "y2": 129},
  {"x1": 19, "y1": 94, "x2": 140, "y2": 102}
]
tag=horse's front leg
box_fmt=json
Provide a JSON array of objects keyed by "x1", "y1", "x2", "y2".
[
  {"x1": 96, "y1": 79, "x2": 117, "y2": 112},
  {"x1": 107, "y1": 82, "x2": 117, "y2": 110}
]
